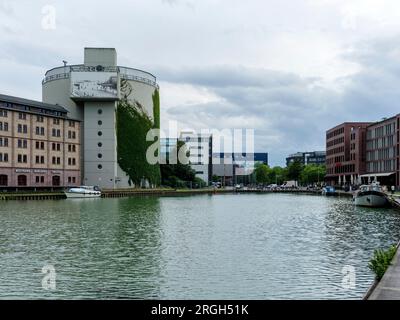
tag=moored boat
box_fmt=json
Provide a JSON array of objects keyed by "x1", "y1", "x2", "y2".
[
  {"x1": 354, "y1": 183, "x2": 388, "y2": 207},
  {"x1": 322, "y1": 186, "x2": 336, "y2": 196},
  {"x1": 65, "y1": 186, "x2": 101, "y2": 198}
]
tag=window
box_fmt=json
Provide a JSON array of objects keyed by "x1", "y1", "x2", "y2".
[
  {"x1": 98, "y1": 164, "x2": 102, "y2": 170},
  {"x1": 0, "y1": 174, "x2": 7, "y2": 186},
  {"x1": 37, "y1": 115, "x2": 44, "y2": 122},
  {"x1": 0, "y1": 137, "x2": 8, "y2": 147},
  {"x1": 0, "y1": 122, "x2": 8, "y2": 131},
  {"x1": 72, "y1": 177, "x2": 76, "y2": 183},
  {"x1": 72, "y1": 158, "x2": 76, "y2": 165},
  {"x1": 72, "y1": 145, "x2": 76, "y2": 152},
  {"x1": 18, "y1": 113, "x2": 26, "y2": 120},
  {"x1": 98, "y1": 120, "x2": 102, "y2": 126},
  {"x1": 41, "y1": 142, "x2": 45, "y2": 150},
  {"x1": 23, "y1": 124, "x2": 27, "y2": 133},
  {"x1": 0, "y1": 110, "x2": 7, "y2": 117},
  {"x1": 98, "y1": 109, "x2": 103, "y2": 115},
  {"x1": 69, "y1": 120, "x2": 75, "y2": 127},
  {"x1": 52, "y1": 143, "x2": 56, "y2": 151},
  {"x1": 98, "y1": 153, "x2": 102, "y2": 159},
  {"x1": 52, "y1": 156, "x2": 56, "y2": 164},
  {"x1": 98, "y1": 131, "x2": 102, "y2": 136},
  {"x1": 18, "y1": 139, "x2": 27, "y2": 148},
  {"x1": 17, "y1": 175, "x2": 27, "y2": 186},
  {"x1": 98, "y1": 142, "x2": 102, "y2": 147},
  {"x1": 68, "y1": 177, "x2": 72, "y2": 183},
  {"x1": 0, "y1": 153, "x2": 9, "y2": 162},
  {"x1": 36, "y1": 127, "x2": 44, "y2": 136},
  {"x1": 18, "y1": 154, "x2": 27, "y2": 163},
  {"x1": 57, "y1": 157, "x2": 60, "y2": 165},
  {"x1": 53, "y1": 118, "x2": 60, "y2": 125},
  {"x1": 57, "y1": 143, "x2": 60, "y2": 151}
]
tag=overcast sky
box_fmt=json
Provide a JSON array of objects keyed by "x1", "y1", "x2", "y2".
[{"x1": 1, "y1": 0, "x2": 400, "y2": 166}]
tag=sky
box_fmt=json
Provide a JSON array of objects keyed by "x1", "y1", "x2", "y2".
[{"x1": 1, "y1": 0, "x2": 400, "y2": 166}]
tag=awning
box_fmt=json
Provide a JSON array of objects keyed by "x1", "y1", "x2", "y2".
[{"x1": 360, "y1": 172, "x2": 395, "y2": 178}]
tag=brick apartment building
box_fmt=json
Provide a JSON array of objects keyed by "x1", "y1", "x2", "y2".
[
  {"x1": 0, "y1": 94, "x2": 81, "y2": 188},
  {"x1": 325, "y1": 122, "x2": 372, "y2": 186},
  {"x1": 363, "y1": 115, "x2": 400, "y2": 187}
]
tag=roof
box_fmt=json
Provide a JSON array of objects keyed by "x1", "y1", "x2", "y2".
[
  {"x1": 360, "y1": 172, "x2": 396, "y2": 178},
  {"x1": 0, "y1": 93, "x2": 68, "y2": 113}
]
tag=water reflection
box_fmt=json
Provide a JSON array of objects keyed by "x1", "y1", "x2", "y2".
[{"x1": 0, "y1": 194, "x2": 399, "y2": 299}]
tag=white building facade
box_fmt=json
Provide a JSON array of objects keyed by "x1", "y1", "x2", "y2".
[{"x1": 42, "y1": 48, "x2": 159, "y2": 188}]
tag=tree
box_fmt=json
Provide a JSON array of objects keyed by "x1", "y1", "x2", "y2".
[
  {"x1": 300, "y1": 164, "x2": 326, "y2": 185},
  {"x1": 254, "y1": 164, "x2": 270, "y2": 184},
  {"x1": 160, "y1": 141, "x2": 198, "y2": 188},
  {"x1": 287, "y1": 160, "x2": 303, "y2": 181},
  {"x1": 269, "y1": 166, "x2": 286, "y2": 185}
]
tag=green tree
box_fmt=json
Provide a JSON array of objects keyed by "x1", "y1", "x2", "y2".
[
  {"x1": 300, "y1": 164, "x2": 326, "y2": 185},
  {"x1": 287, "y1": 160, "x2": 303, "y2": 181},
  {"x1": 254, "y1": 164, "x2": 270, "y2": 184},
  {"x1": 160, "y1": 141, "x2": 198, "y2": 188},
  {"x1": 268, "y1": 166, "x2": 286, "y2": 185}
]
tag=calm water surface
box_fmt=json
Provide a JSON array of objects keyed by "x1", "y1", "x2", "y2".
[{"x1": 1, "y1": 193, "x2": 400, "y2": 299}]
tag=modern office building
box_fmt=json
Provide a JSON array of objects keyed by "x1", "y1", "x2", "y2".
[
  {"x1": 179, "y1": 131, "x2": 213, "y2": 184},
  {"x1": 286, "y1": 151, "x2": 326, "y2": 167},
  {"x1": 325, "y1": 122, "x2": 372, "y2": 186},
  {"x1": 212, "y1": 152, "x2": 268, "y2": 185},
  {"x1": 42, "y1": 47, "x2": 159, "y2": 188},
  {"x1": 160, "y1": 138, "x2": 178, "y2": 164},
  {"x1": 362, "y1": 115, "x2": 400, "y2": 187},
  {"x1": 0, "y1": 94, "x2": 81, "y2": 188}
]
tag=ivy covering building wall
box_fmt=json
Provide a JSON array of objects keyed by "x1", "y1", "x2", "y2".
[{"x1": 116, "y1": 87, "x2": 161, "y2": 186}]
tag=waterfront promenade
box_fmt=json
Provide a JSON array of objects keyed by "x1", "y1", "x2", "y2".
[{"x1": 0, "y1": 187, "x2": 352, "y2": 200}]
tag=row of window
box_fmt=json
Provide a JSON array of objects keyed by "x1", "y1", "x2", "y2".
[
  {"x1": 3, "y1": 123, "x2": 77, "y2": 138},
  {"x1": 0, "y1": 174, "x2": 78, "y2": 186},
  {"x1": 327, "y1": 164, "x2": 356, "y2": 175},
  {"x1": 367, "y1": 160, "x2": 397, "y2": 173},
  {"x1": 367, "y1": 122, "x2": 396, "y2": 139},
  {"x1": 366, "y1": 147, "x2": 397, "y2": 161},
  {"x1": 1, "y1": 154, "x2": 78, "y2": 166},
  {"x1": 327, "y1": 127, "x2": 345, "y2": 139},
  {"x1": 1, "y1": 138, "x2": 78, "y2": 152},
  {"x1": 326, "y1": 146, "x2": 345, "y2": 156},
  {"x1": 366, "y1": 135, "x2": 395, "y2": 150},
  {"x1": 327, "y1": 136, "x2": 344, "y2": 148}
]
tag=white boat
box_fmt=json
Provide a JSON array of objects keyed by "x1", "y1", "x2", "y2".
[
  {"x1": 354, "y1": 183, "x2": 388, "y2": 207},
  {"x1": 65, "y1": 186, "x2": 101, "y2": 198}
]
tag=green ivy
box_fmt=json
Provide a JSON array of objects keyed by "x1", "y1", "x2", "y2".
[
  {"x1": 368, "y1": 245, "x2": 397, "y2": 280},
  {"x1": 152, "y1": 89, "x2": 160, "y2": 130},
  {"x1": 116, "y1": 93, "x2": 161, "y2": 186}
]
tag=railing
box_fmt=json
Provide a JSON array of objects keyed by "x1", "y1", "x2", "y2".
[{"x1": 42, "y1": 65, "x2": 159, "y2": 89}]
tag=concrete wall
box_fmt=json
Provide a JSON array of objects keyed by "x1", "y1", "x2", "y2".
[{"x1": 83, "y1": 101, "x2": 117, "y2": 188}]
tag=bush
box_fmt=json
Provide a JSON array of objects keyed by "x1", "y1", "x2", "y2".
[{"x1": 368, "y1": 245, "x2": 397, "y2": 281}]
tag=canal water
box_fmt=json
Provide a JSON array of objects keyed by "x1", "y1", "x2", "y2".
[{"x1": 1, "y1": 193, "x2": 400, "y2": 299}]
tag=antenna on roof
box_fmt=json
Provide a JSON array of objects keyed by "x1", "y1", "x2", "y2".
[{"x1": 62, "y1": 60, "x2": 68, "y2": 67}]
